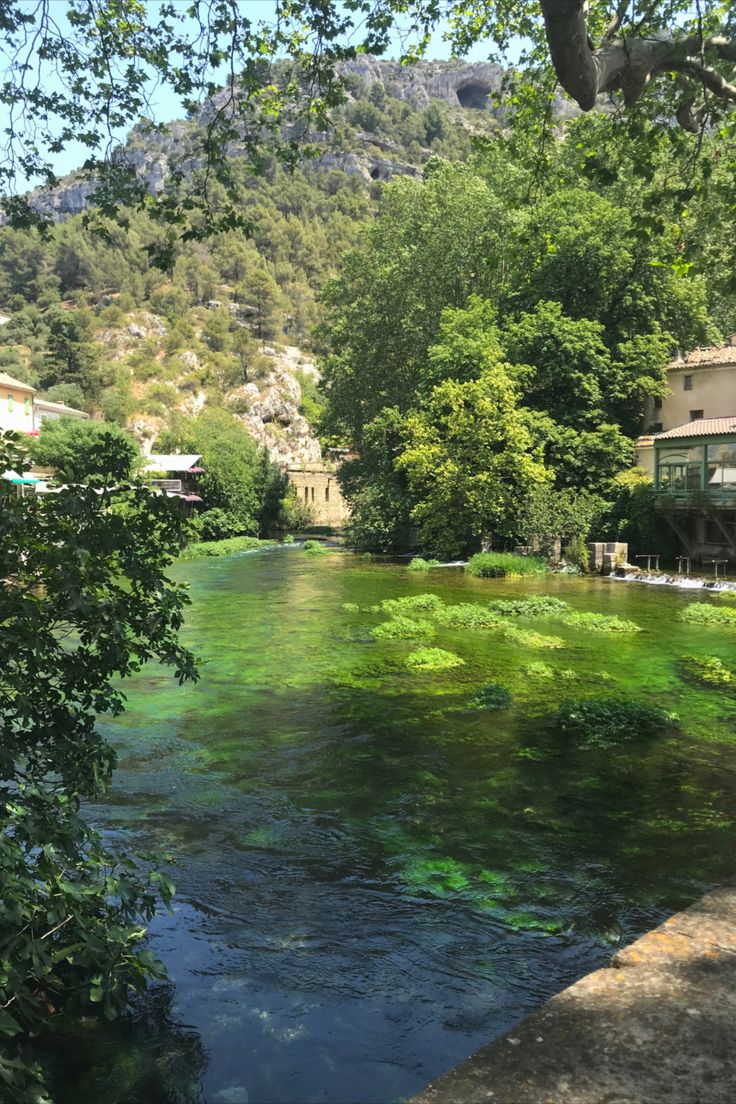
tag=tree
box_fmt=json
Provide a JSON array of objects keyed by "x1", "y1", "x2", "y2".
[
  {"x1": 2, "y1": 0, "x2": 735, "y2": 257},
  {"x1": 31, "y1": 418, "x2": 140, "y2": 483},
  {"x1": 397, "y1": 367, "x2": 550, "y2": 559},
  {"x1": 0, "y1": 429, "x2": 196, "y2": 1099}
]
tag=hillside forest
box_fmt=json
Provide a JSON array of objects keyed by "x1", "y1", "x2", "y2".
[{"x1": 2, "y1": 63, "x2": 736, "y2": 556}]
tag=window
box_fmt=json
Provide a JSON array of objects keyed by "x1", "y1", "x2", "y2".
[
  {"x1": 657, "y1": 444, "x2": 704, "y2": 492},
  {"x1": 6, "y1": 393, "x2": 13, "y2": 412},
  {"x1": 649, "y1": 422, "x2": 663, "y2": 434},
  {"x1": 690, "y1": 409, "x2": 703, "y2": 421},
  {"x1": 684, "y1": 374, "x2": 693, "y2": 391},
  {"x1": 23, "y1": 397, "x2": 31, "y2": 415},
  {"x1": 325, "y1": 484, "x2": 330, "y2": 502},
  {"x1": 311, "y1": 487, "x2": 315, "y2": 502},
  {"x1": 304, "y1": 486, "x2": 309, "y2": 502},
  {"x1": 653, "y1": 396, "x2": 663, "y2": 409},
  {"x1": 707, "y1": 443, "x2": 736, "y2": 491}
]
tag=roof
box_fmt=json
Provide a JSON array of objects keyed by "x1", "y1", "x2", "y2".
[
  {"x1": 34, "y1": 398, "x2": 89, "y2": 418},
  {"x1": 0, "y1": 371, "x2": 35, "y2": 393},
  {"x1": 655, "y1": 417, "x2": 736, "y2": 440},
  {"x1": 144, "y1": 453, "x2": 202, "y2": 473},
  {"x1": 668, "y1": 345, "x2": 736, "y2": 370}
]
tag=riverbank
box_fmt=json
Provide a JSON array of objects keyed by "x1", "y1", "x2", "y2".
[{"x1": 411, "y1": 879, "x2": 736, "y2": 1104}]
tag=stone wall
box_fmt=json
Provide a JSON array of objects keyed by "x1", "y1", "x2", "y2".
[{"x1": 287, "y1": 466, "x2": 350, "y2": 530}]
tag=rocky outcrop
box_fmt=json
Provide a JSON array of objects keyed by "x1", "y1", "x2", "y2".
[{"x1": 229, "y1": 348, "x2": 322, "y2": 468}]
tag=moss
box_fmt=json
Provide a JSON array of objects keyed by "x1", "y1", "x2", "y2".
[
  {"x1": 679, "y1": 603, "x2": 736, "y2": 626},
  {"x1": 404, "y1": 647, "x2": 464, "y2": 672},
  {"x1": 372, "y1": 616, "x2": 436, "y2": 640},
  {"x1": 501, "y1": 624, "x2": 564, "y2": 649},
  {"x1": 487, "y1": 595, "x2": 569, "y2": 618},
  {"x1": 466, "y1": 552, "x2": 549, "y2": 578},
  {"x1": 562, "y1": 611, "x2": 641, "y2": 633}
]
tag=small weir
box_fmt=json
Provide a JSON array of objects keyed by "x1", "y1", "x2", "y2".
[{"x1": 611, "y1": 569, "x2": 736, "y2": 592}]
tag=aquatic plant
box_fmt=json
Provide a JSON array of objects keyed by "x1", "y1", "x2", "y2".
[
  {"x1": 404, "y1": 647, "x2": 464, "y2": 671},
  {"x1": 562, "y1": 611, "x2": 641, "y2": 633},
  {"x1": 469, "y1": 682, "x2": 512, "y2": 710},
  {"x1": 487, "y1": 595, "x2": 569, "y2": 618},
  {"x1": 679, "y1": 603, "x2": 736, "y2": 625},
  {"x1": 303, "y1": 539, "x2": 328, "y2": 555},
  {"x1": 375, "y1": 593, "x2": 444, "y2": 615},
  {"x1": 342, "y1": 603, "x2": 360, "y2": 613},
  {"x1": 407, "y1": 557, "x2": 441, "y2": 572},
  {"x1": 556, "y1": 698, "x2": 675, "y2": 749},
  {"x1": 524, "y1": 662, "x2": 577, "y2": 681},
  {"x1": 283, "y1": 533, "x2": 295, "y2": 543},
  {"x1": 716, "y1": 590, "x2": 736, "y2": 602},
  {"x1": 180, "y1": 536, "x2": 275, "y2": 559},
  {"x1": 466, "y1": 552, "x2": 549, "y2": 578},
  {"x1": 373, "y1": 616, "x2": 436, "y2": 640},
  {"x1": 432, "y1": 602, "x2": 501, "y2": 629},
  {"x1": 680, "y1": 655, "x2": 735, "y2": 687},
  {"x1": 501, "y1": 624, "x2": 564, "y2": 649}
]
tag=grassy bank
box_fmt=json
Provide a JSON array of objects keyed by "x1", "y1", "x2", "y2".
[{"x1": 180, "y1": 536, "x2": 277, "y2": 560}]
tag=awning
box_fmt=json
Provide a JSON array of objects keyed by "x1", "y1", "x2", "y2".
[
  {"x1": 181, "y1": 494, "x2": 202, "y2": 502},
  {"x1": 187, "y1": 466, "x2": 205, "y2": 473},
  {"x1": 2, "y1": 469, "x2": 40, "y2": 484}
]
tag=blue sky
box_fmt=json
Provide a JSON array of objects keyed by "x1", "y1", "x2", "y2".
[{"x1": 1, "y1": 0, "x2": 499, "y2": 189}]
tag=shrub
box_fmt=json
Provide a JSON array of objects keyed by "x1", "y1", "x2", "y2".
[
  {"x1": 404, "y1": 647, "x2": 465, "y2": 672},
  {"x1": 283, "y1": 533, "x2": 295, "y2": 543},
  {"x1": 303, "y1": 539, "x2": 327, "y2": 555},
  {"x1": 487, "y1": 596, "x2": 569, "y2": 618},
  {"x1": 373, "y1": 616, "x2": 436, "y2": 640},
  {"x1": 562, "y1": 611, "x2": 641, "y2": 633},
  {"x1": 679, "y1": 603, "x2": 736, "y2": 626},
  {"x1": 563, "y1": 534, "x2": 590, "y2": 573},
  {"x1": 555, "y1": 698, "x2": 675, "y2": 749},
  {"x1": 180, "y1": 536, "x2": 275, "y2": 559},
  {"x1": 680, "y1": 655, "x2": 735, "y2": 687},
  {"x1": 407, "y1": 557, "x2": 441, "y2": 572},
  {"x1": 432, "y1": 603, "x2": 501, "y2": 629},
  {"x1": 198, "y1": 507, "x2": 253, "y2": 541},
  {"x1": 469, "y1": 682, "x2": 512, "y2": 710},
  {"x1": 466, "y1": 552, "x2": 549, "y2": 578},
  {"x1": 375, "y1": 593, "x2": 444, "y2": 615}
]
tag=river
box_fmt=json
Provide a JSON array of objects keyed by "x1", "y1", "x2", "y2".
[{"x1": 52, "y1": 547, "x2": 736, "y2": 1103}]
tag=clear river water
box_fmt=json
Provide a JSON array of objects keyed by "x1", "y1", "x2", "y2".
[{"x1": 51, "y1": 547, "x2": 736, "y2": 1103}]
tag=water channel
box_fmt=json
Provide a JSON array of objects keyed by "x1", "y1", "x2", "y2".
[{"x1": 53, "y1": 548, "x2": 736, "y2": 1103}]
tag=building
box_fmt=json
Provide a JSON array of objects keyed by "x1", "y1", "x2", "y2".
[
  {"x1": 651, "y1": 417, "x2": 736, "y2": 561},
  {"x1": 0, "y1": 372, "x2": 35, "y2": 434},
  {"x1": 33, "y1": 398, "x2": 89, "y2": 430},
  {"x1": 143, "y1": 454, "x2": 204, "y2": 503},
  {"x1": 286, "y1": 464, "x2": 350, "y2": 530}
]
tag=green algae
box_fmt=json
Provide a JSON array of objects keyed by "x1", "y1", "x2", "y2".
[
  {"x1": 680, "y1": 655, "x2": 735, "y2": 688},
  {"x1": 468, "y1": 683, "x2": 512, "y2": 711},
  {"x1": 432, "y1": 602, "x2": 501, "y2": 629},
  {"x1": 373, "y1": 593, "x2": 444, "y2": 615}
]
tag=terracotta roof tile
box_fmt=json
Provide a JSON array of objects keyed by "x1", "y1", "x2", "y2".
[
  {"x1": 668, "y1": 346, "x2": 736, "y2": 369},
  {"x1": 655, "y1": 417, "x2": 736, "y2": 440}
]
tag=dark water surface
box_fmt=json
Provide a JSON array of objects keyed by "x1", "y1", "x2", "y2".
[{"x1": 55, "y1": 549, "x2": 736, "y2": 1103}]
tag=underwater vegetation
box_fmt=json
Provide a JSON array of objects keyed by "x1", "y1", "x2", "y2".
[
  {"x1": 524, "y1": 661, "x2": 577, "y2": 681},
  {"x1": 468, "y1": 683, "x2": 513, "y2": 710},
  {"x1": 466, "y1": 552, "x2": 549, "y2": 578},
  {"x1": 500, "y1": 624, "x2": 565, "y2": 649},
  {"x1": 432, "y1": 603, "x2": 501, "y2": 629},
  {"x1": 561, "y1": 611, "x2": 641, "y2": 633},
  {"x1": 679, "y1": 603, "x2": 736, "y2": 626},
  {"x1": 373, "y1": 594, "x2": 444, "y2": 615},
  {"x1": 556, "y1": 699, "x2": 676, "y2": 749},
  {"x1": 372, "y1": 616, "x2": 436, "y2": 640},
  {"x1": 407, "y1": 557, "x2": 442, "y2": 572},
  {"x1": 404, "y1": 647, "x2": 465, "y2": 672},
  {"x1": 680, "y1": 655, "x2": 735, "y2": 688},
  {"x1": 487, "y1": 596, "x2": 570, "y2": 618},
  {"x1": 179, "y1": 536, "x2": 276, "y2": 559}
]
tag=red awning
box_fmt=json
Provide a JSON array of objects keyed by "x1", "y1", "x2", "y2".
[
  {"x1": 182, "y1": 494, "x2": 202, "y2": 502},
  {"x1": 187, "y1": 466, "x2": 205, "y2": 473}
]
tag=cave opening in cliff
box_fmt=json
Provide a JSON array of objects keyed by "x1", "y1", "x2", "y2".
[{"x1": 456, "y1": 82, "x2": 492, "y2": 110}]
